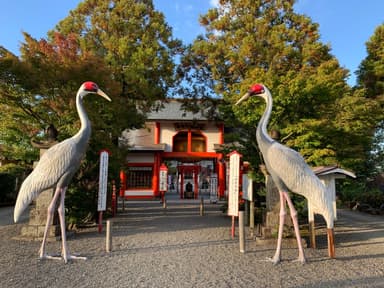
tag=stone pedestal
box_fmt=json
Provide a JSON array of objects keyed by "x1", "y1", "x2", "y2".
[
  {"x1": 19, "y1": 142, "x2": 61, "y2": 241},
  {"x1": 260, "y1": 167, "x2": 293, "y2": 239},
  {"x1": 20, "y1": 189, "x2": 61, "y2": 240}
]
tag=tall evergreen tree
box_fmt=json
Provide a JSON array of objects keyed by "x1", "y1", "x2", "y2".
[
  {"x1": 52, "y1": 0, "x2": 182, "y2": 105},
  {"x1": 181, "y1": 0, "x2": 351, "y2": 170},
  {"x1": 356, "y1": 24, "x2": 384, "y2": 97},
  {"x1": 355, "y1": 24, "x2": 384, "y2": 175}
]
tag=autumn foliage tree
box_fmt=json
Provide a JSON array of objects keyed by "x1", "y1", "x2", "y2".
[{"x1": 0, "y1": 0, "x2": 182, "y2": 223}]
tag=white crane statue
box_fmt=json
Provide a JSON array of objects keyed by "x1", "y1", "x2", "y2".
[
  {"x1": 14, "y1": 81, "x2": 111, "y2": 263},
  {"x1": 236, "y1": 84, "x2": 335, "y2": 264}
]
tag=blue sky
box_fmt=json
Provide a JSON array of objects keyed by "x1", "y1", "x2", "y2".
[{"x1": 0, "y1": 0, "x2": 383, "y2": 86}]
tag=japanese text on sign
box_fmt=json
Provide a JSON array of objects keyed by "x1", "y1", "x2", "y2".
[
  {"x1": 98, "y1": 151, "x2": 109, "y2": 211},
  {"x1": 228, "y1": 152, "x2": 240, "y2": 216}
]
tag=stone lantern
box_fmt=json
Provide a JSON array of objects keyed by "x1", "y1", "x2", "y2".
[{"x1": 19, "y1": 124, "x2": 60, "y2": 240}]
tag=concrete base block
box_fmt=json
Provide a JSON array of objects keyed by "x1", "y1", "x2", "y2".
[{"x1": 18, "y1": 224, "x2": 61, "y2": 241}]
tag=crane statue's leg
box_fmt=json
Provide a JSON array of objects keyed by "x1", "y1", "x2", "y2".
[
  {"x1": 268, "y1": 190, "x2": 287, "y2": 264},
  {"x1": 57, "y1": 187, "x2": 87, "y2": 263},
  {"x1": 283, "y1": 192, "x2": 306, "y2": 263},
  {"x1": 39, "y1": 186, "x2": 63, "y2": 260}
]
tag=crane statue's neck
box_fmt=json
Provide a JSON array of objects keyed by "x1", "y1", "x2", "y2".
[
  {"x1": 74, "y1": 92, "x2": 91, "y2": 141},
  {"x1": 256, "y1": 91, "x2": 274, "y2": 148}
]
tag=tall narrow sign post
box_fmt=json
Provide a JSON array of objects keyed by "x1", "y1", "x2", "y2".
[
  {"x1": 159, "y1": 163, "x2": 168, "y2": 204},
  {"x1": 242, "y1": 173, "x2": 254, "y2": 233},
  {"x1": 98, "y1": 150, "x2": 109, "y2": 233},
  {"x1": 228, "y1": 151, "x2": 241, "y2": 238},
  {"x1": 210, "y1": 173, "x2": 218, "y2": 203}
]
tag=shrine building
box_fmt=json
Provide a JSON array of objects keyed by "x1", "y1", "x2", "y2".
[{"x1": 119, "y1": 100, "x2": 227, "y2": 200}]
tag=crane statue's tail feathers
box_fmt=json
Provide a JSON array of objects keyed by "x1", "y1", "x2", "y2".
[
  {"x1": 14, "y1": 176, "x2": 44, "y2": 223},
  {"x1": 310, "y1": 182, "x2": 335, "y2": 229},
  {"x1": 321, "y1": 184, "x2": 335, "y2": 229}
]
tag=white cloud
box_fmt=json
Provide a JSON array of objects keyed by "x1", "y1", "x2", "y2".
[
  {"x1": 185, "y1": 4, "x2": 193, "y2": 12},
  {"x1": 210, "y1": 0, "x2": 220, "y2": 8}
]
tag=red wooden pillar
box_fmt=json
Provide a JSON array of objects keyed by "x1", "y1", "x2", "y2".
[
  {"x1": 119, "y1": 170, "x2": 126, "y2": 198},
  {"x1": 218, "y1": 154, "x2": 225, "y2": 199},
  {"x1": 180, "y1": 168, "x2": 184, "y2": 199},
  {"x1": 217, "y1": 123, "x2": 225, "y2": 199},
  {"x1": 194, "y1": 166, "x2": 199, "y2": 199},
  {"x1": 153, "y1": 153, "x2": 160, "y2": 197},
  {"x1": 153, "y1": 122, "x2": 161, "y2": 198},
  {"x1": 187, "y1": 129, "x2": 192, "y2": 152},
  {"x1": 218, "y1": 123, "x2": 224, "y2": 144},
  {"x1": 111, "y1": 180, "x2": 116, "y2": 217},
  {"x1": 154, "y1": 122, "x2": 160, "y2": 144}
]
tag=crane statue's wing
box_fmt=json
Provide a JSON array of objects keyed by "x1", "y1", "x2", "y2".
[
  {"x1": 14, "y1": 138, "x2": 79, "y2": 222},
  {"x1": 266, "y1": 142, "x2": 321, "y2": 198}
]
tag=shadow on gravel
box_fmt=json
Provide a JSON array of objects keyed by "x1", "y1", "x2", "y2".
[
  {"x1": 336, "y1": 253, "x2": 384, "y2": 262},
  {"x1": 296, "y1": 275, "x2": 384, "y2": 288}
]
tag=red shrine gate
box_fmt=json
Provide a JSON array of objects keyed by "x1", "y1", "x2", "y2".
[
  {"x1": 119, "y1": 100, "x2": 226, "y2": 200},
  {"x1": 177, "y1": 164, "x2": 200, "y2": 199},
  {"x1": 120, "y1": 156, "x2": 226, "y2": 200}
]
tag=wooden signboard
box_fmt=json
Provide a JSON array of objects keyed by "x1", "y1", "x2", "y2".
[
  {"x1": 242, "y1": 173, "x2": 253, "y2": 201},
  {"x1": 159, "y1": 163, "x2": 168, "y2": 192},
  {"x1": 98, "y1": 150, "x2": 109, "y2": 212},
  {"x1": 228, "y1": 151, "x2": 241, "y2": 217}
]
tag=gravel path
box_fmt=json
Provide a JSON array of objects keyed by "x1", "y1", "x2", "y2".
[{"x1": 0, "y1": 201, "x2": 383, "y2": 288}]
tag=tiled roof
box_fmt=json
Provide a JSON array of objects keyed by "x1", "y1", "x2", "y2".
[
  {"x1": 128, "y1": 144, "x2": 166, "y2": 151},
  {"x1": 146, "y1": 100, "x2": 212, "y2": 121},
  {"x1": 313, "y1": 165, "x2": 356, "y2": 178}
]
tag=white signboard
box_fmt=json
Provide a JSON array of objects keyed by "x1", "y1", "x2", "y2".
[
  {"x1": 242, "y1": 173, "x2": 253, "y2": 201},
  {"x1": 228, "y1": 152, "x2": 240, "y2": 216},
  {"x1": 98, "y1": 151, "x2": 109, "y2": 211},
  {"x1": 159, "y1": 169, "x2": 168, "y2": 191},
  {"x1": 210, "y1": 173, "x2": 218, "y2": 203}
]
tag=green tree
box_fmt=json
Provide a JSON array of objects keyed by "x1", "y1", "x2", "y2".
[
  {"x1": 0, "y1": 0, "x2": 182, "y2": 223},
  {"x1": 355, "y1": 23, "x2": 384, "y2": 176},
  {"x1": 356, "y1": 24, "x2": 384, "y2": 97},
  {"x1": 52, "y1": 0, "x2": 182, "y2": 105},
  {"x1": 0, "y1": 47, "x2": 42, "y2": 163},
  {"x1": 181, "y1": 0, "x2": 353, "y2": 172},
  {"x1": 44, "y1": 0, "x2": 183, "y2": 222}
]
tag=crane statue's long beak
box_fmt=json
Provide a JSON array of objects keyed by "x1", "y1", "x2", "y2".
[
  {"x1": 97, "y1": 89, "x2": 111, "y2": 102},
  {"x1": 235, "y1": 92, "x2": 250, "y2": 105}
]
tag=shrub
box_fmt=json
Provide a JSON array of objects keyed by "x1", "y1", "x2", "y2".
[{"x1": 0, "y1": 163, "x2": 28, "y2": 204}]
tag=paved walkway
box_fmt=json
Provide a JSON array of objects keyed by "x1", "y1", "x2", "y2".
[
  {"x1": 0, "y1": 201, "x2": 383, "y2": 287},
  {"x1": 0, "y1": 205, "x2": 29, "y2": 226}
]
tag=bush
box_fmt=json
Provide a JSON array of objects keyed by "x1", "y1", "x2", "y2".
[
  {"x1": 359, "y1": 189, "x2": 384, "y2": 208},
  {"x1": 0, "y1": 164, "x2": 28, "y2": 205},
  {"x1": 338, "y1": 180, "x2": 384, "y2": 209},
  {"x1": 0, "y1": 173, "x2": 17, "y2": 203}
]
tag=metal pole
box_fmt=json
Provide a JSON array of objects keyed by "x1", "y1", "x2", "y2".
[
  {"x1": 106, "y1": 220, "x2": 112, "y2": 252},
  {"x1": 200, "y1": 197, "x2": 204, "y2": 216},
  {"x1": 239, "y1": 211, "x2": 245, "y2": 253}
]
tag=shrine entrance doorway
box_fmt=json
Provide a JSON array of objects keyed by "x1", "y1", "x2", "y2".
[{"x1": 178, "y1": 165, "x2": 200, "y2": 199}]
